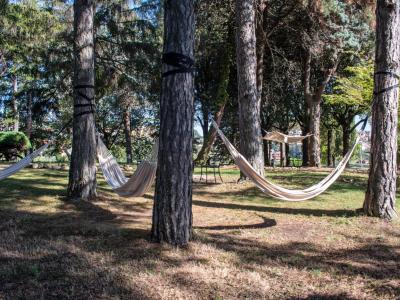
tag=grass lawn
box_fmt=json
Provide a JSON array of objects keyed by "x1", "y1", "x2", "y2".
[{"x1": 0, "y1": 167, "x2": 399, "y2": 299}]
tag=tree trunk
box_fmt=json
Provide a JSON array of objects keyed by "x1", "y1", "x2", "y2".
[
  {"x1": 151, "y1": 0, "x2": 195, "y2": 246},
  {"x1": 195, "y1": 40, "x2": 232, "y2": 164},
  {"x1": 26, "y1": 91, "x2": 32, "y2": 139},
  {"x1": 327, "y1": 128, "x2": 333, "y2": 167},
  {"x1": 303, "y1": 49, "x2": 312, "y2": 166},
  {"x1": 256, "y1": 0, "x2": 267, "y2": 103},
  {"x1": 201, "y1": 106, "x2": 209, "y2": 137},
  {"x1": 285, "y1": 143, "x2": 290, "y2": 167},
  {"x1": 303, "y1": 45, "x2": 338, "y2": 168},
  {"x1": 123, "y1": 107, "x2": 133, "y2": 164},
  {"x1": 364, "y1": 0, "x2": 400, "y2": 220},
  {"x1": 280, "y1": 143, "x2": 284, "y2": 167},
  {"x1": 236, "y1": 0, "x2": 265, "y2": 178},
  {"x1": 263, "y1": 139, "x2": 270, "y2": 166},
  {"x1": 68, "y1": 0, "x2": 97, "y2": 200},
  {"x1": 195, "y1": 104, "x2": 225, "y2": 163},
  {"x1": 11, "y1": 77, "x2": 19, "y2": 131},
  {"x1": 309, "y1": 97, "x2": 321, "y2": 167},
  {"x1": 342, "y1": 124, "x2": 350, "y2": 157},
  {"x1": 302, "y1": 126, "x2": 310, "y2": 166}
]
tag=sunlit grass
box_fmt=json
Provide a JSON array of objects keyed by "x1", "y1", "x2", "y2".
[{"x1": 0, "y1": 167, "x2": 399, "y2": 299}]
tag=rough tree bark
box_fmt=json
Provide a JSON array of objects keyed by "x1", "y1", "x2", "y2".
[
  {"x1": 123, "y1": 107, "x2": 133, "y2": 164},
  {"x1": 302, "y1": 50, "x2": 312, "y2": 166},
  {"x1": 151, "y1": 0, "x2": 195, "y2": 246},
  {"x1": 11, "y1": 77, "x2": 19, "y2": 131},
  {"x1": 308, "y1": 98, "x2": 321, "y2": 166},
  {"x1": 364, "y1": 0, "x2": 400, "y2": 220},
  {"x1": 67, "y1": 0, "x2": 97, "y2": 200},
  {"x1": 302, "y1": 126, "x2": 310, "y2": 166},
  {"x1": 256, "y1": 0, "x2": 267, "y2": 103},
  {"x1": 236, "y1": 0, "x2": 265, "y2": 178}
]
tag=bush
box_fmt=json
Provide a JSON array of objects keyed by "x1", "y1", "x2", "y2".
[{"x1": 0, "y1": 131, "x2": 31, "y2": 161}]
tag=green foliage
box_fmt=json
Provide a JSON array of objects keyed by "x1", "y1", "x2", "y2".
[
  {"x1": 110, "y1": 144, "x2": 126, "y2": 162},
  {"x1": 0, "y1": 131, "x2": 31, "y2": 149},
  {"x1": 0, "y1": 131, "x2": 31, "y2": 160},
  {"x1": 324, "y1": 64, "x2": 374, "y2": 107},
  {"x1": 132, "y1": 136, "x2": 154, "y2": 162}
]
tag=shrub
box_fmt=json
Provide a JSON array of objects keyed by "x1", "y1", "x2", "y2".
[{"x1": 0, "y1": 131, "x2": 31, "y2": 161}]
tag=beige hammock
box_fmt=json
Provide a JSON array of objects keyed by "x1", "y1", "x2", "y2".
[
  {"x1": 213, "y1": 121, "x2": 359, "y2": 201},
  {"x1": 97, "y1": 137, "x2": 158, "y2": 197},
  {"x1": 0, "y1": 144, "x2": 50, "y2": 180},
  {"x1": 263, "y1": 131, "x2": 312, "y2": 144}
]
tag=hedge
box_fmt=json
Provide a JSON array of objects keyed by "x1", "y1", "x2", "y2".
[{"x1": 0, "y1": 131, "x2": 31, "y2": 161}]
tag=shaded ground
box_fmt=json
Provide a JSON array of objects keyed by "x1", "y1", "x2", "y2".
[{"x1": 0, "y1": 167, "x2": 399, "y2": 299}]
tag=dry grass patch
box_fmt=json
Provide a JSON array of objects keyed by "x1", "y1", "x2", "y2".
[{"x1": 0, "y1": 168, "x2": 399, "y2": 299}]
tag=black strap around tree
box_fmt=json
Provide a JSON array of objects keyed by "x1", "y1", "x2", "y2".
[
  {"x1": 76, "y1": 90, "x2": 95, "y2": 103},
  {"x1": 74, "y1": 84, "x2": 95, "y2": 89},
  {"x1": 74, "y1": 110, "x2": 95, "y2": 118},
  {"x1": 370, "y1": 70, "x2": 400, "y2": 108},
  {"x1": 362, "y1": 70, "x2": 400, "y2": 130},
  {"x1": 373, "y1": 84, "x2": 399, "y2": 96},
  {"x1": 73, "y1": 84, "x2": 96, "y2": 118},
  {"x1": 374, "y1": 70, "x2": 400, "y2": 79},
  {"x1": 162, "y1": 52, "x2": 195, "y2": 77}
]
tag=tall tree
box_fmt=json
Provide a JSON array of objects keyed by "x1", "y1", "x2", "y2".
[
  {"x1": 324, "y1": 64, "x2": 373, "y2": 155},
  {"x1": 67, "y1": 0, "x2": 97, "y2": 200},
  {"x1": 236, "y1": 0, "x2": 264, "y2": 177},
  {"x1": 11, "y1": 76, "x2": 19, "y2": 131},
  {"x1": 303, "y1": 47, "x2": 339, "y2": 167},
  {"x1": 151, "y1": 0, "x2": 195, "y2": 246},
  {"x1": 364, "y1": 0, "x2": 400, "y2": 220}
]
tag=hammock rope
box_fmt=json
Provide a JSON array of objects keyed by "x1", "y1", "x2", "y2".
[{"x1": 212, "y1": 120, "x2": 359, "y2": 201}]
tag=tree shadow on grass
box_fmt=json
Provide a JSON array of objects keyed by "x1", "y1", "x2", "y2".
[
  {"x1": 192, "y1": 199, "x2": 362, "y2": 218},
  {"x1": 0, "y1": 199, "x2": 161, "y2": 299},
  {"x1": 196, "y1": 232, "x2": 400, "y2": 282},
  {"x1": 0, "y1": 177, "x2": 67, "y2": 210},
  {"x1": 194, "y1": 216, "x2": 277, "y2": 230},
  {"x1": 0, "y1": 197, "x2": 399, "y2": 299},
  {"x1": 294, "y1": 294, "x2": 358, "y2": 300}
]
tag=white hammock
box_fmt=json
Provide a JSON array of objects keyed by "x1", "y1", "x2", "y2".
[
  {"x1": 213, "y1": 121, "x2": 359, "y2": 201},
  {"x1": 0, "y1": 144, "x2": 50, "y2": 180},
  {"x1": 263, "y1": 131, "x2": 312, "y2": 144},
  {"x1": 97, "y1": 137, "x2": 158, "y2": 197}
]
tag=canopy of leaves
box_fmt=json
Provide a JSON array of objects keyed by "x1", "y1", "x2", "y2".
[{"x1": 323, "y1": 64, "x2": 373, "y2": 107}]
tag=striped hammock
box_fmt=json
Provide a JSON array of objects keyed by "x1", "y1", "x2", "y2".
[
  {"x1": 96, "y1": 137, "x2": 158, "y2": 197},
  {"x1": 0, "y1": 144, "x2": 50, "y2": 180},
  {"x1": 213, "y1": 121, "x2": 359, "y2": 201}
]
